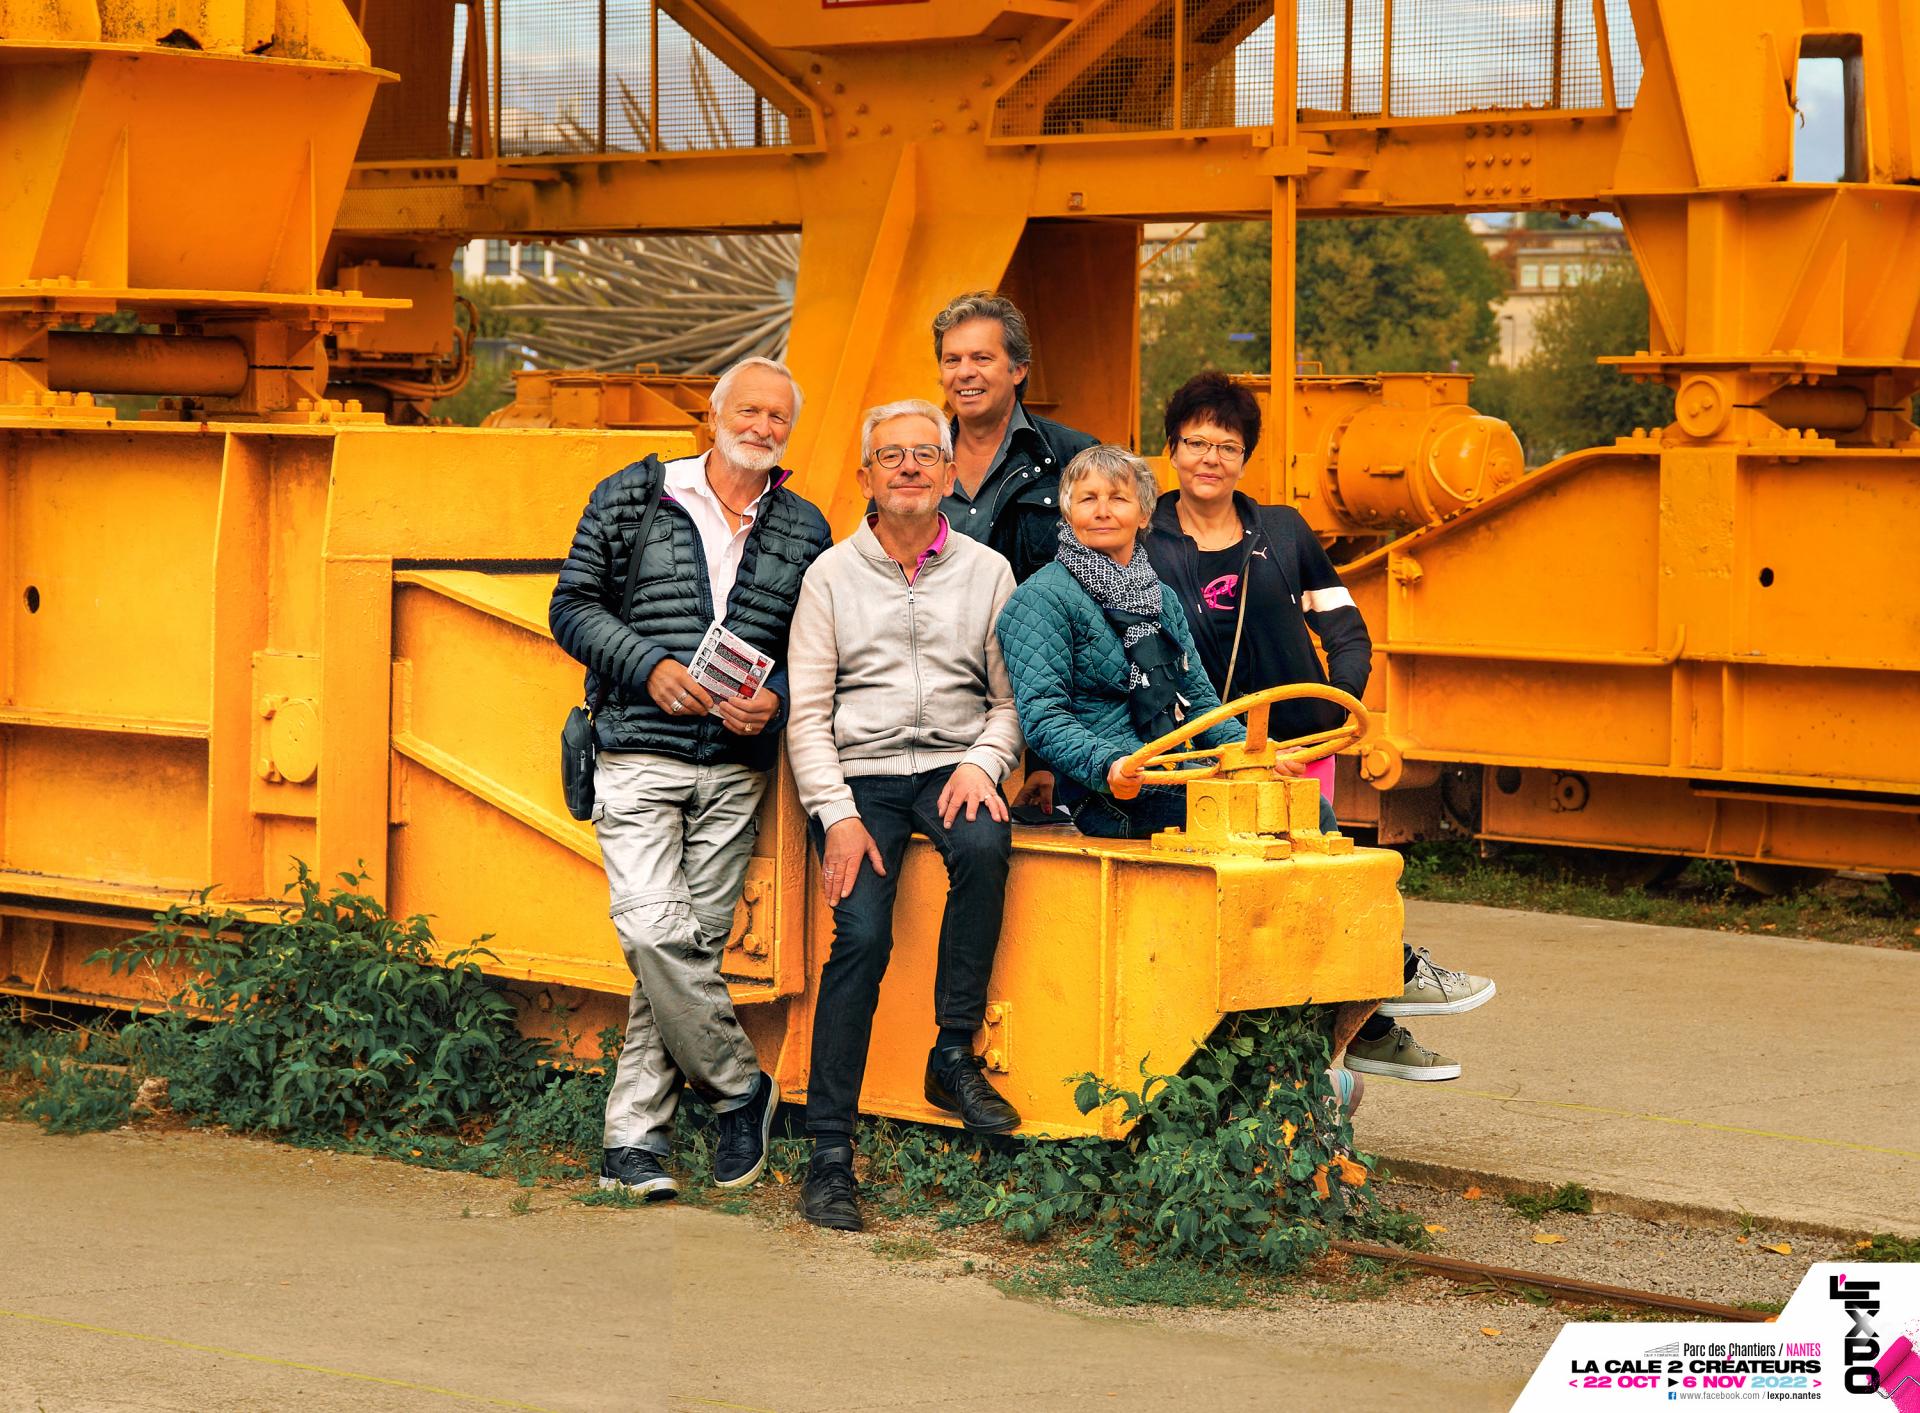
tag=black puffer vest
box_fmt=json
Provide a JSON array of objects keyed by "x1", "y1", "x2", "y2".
[{"x1": 548, "y1": 453, "x2": 832, "y2": 769}]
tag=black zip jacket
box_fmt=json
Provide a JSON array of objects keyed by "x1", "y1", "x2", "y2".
[
  {"x1": 1143, "y1": 490, "x2": 1372, "y2": 740},
  {"x1": 548, "y1": 453, "x2": 832, "y2": 769},
  {"x1": 946, "y1": 410, "x2": 1100, "y2": 584}
]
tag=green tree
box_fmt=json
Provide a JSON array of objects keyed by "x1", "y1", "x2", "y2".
[
  {"x1": 1477, "y1": 263, "x2": 1675, "y2": 462},
  {"x1": 1139, "y1": 217, "x2": 1504, "y2": 445}
]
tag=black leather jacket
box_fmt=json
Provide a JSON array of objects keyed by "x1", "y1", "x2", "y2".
[{"x1": 947, "y1": 410, "x2": 1100, "y2": 584}]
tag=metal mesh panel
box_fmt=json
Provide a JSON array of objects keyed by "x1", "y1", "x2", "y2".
[
  {"x1": 995, "y1": 0, "x2": 1642, "y2": 137},
  {"x1": 1183, "y1": 0, "x2": 1276, "y2": 129},
  {"x1": 995, "y1": 0, "x2": 1177, "y2": 137},
  {"x1": 1297, "y1": 0, "x2": 1642, "y2": 120},
  {"x1": 359, "y1": 0, "x2": 810, "y2": 162},
  {"x1": 654, "y1": 11, "x2": 796, "y2": 151}
]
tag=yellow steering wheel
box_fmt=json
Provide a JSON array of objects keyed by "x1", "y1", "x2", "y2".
[{"x1": 1109, "y1": 683, "x2": 1371, "y2": 801}]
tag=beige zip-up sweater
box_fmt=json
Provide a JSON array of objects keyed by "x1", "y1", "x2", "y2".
[{"x1": 786, "y1": 516, "x2": 1024, "y2": 828}]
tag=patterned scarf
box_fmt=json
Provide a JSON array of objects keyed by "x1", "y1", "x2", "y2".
[{"x1": 1055, "y1": 523, "x2": 1190, "y2": 741}]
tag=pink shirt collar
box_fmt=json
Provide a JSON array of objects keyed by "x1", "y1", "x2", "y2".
[{"x1": 866, "y1": 512, "x2": 950, "y2": 568}]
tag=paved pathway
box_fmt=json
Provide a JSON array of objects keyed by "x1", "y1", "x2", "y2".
[
  {"x1": 0, "y1": 1123, "x2": 1519, "y2": 1413},
  {"x1": 1363, "y1": 901, "x2": 1920, "y2": 1234}
]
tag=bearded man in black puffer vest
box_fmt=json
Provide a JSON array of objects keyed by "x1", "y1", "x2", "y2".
[{"x1": 549, "y1": 356, "x2": 831, "y2": 1203}]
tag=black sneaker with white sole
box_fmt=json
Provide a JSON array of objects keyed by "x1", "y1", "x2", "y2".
[
  {"x1": 599, "y1": 1147, "x2": 678, "y2": 1201},
  {"x1": 713, "y1": 1070, "x2": 780, "y2": 1188}
]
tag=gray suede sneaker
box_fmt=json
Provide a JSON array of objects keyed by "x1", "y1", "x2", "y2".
[
  {"x1": 1377, "y1": 948, "x2": 1496, "y2": 1018},
  {"x1": 1344, "y1": 1025, "x2": 1462, "y2": 1081}
]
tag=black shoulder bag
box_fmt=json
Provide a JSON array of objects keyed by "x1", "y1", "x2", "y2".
[{"x1": 561, "y1": 473, "x2": 667, "y2": 821}]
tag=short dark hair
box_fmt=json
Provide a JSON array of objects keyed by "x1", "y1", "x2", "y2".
[{"x1": 1161, "y1": 371, "x2": 1261, "y2": 458}]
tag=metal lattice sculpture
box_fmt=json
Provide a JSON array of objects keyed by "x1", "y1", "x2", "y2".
[{"x1": 501, "y1": 231, "x2": 797, "y2": 375}]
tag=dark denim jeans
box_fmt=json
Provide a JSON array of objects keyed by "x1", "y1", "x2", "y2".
[
  {"x1": 1071, "y1": 785, "x2": 1340, "y2": 839},
  {"x1": 805, "y1": 765, "x2": 1012, "y2": 1140}
]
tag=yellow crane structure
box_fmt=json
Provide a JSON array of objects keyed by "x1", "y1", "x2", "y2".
[{"x1": 1, "y1": 1, "x2": 1914, "y2": 1133}]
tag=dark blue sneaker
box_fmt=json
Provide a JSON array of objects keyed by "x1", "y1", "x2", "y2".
[
  {"x1": 599, "y1": 1147, "x2": 678, "y2": 1201},
  {"x1": 713, "y1": 1070, "x2": 779, "y2": 1188}
]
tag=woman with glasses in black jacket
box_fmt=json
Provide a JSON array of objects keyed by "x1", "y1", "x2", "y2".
[{"x1": 1144, "y1": 372, "x2": 1497, "y2": 1086}]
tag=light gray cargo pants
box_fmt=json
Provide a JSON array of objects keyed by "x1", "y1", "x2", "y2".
[{"x1": 595, "y1": 750, "x2": 766, "y2": 1154}]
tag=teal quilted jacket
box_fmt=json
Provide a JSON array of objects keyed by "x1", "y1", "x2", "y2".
[{"x1": 996, "y1": 559, "x2": 1245, "y2": 795}]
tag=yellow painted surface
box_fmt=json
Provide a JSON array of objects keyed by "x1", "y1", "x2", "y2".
[{"x1": 6, "y1": 0, "x2": 1920, "y2": 1142}]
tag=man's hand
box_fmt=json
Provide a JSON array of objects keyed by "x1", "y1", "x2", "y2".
[
  {"x1": 646, "y1": 659, "x2": 714, "y2": 718},
  {"x1": 1105, "y1": 756, "x2": 1144, "y2": 800},
  {"x1": 1269, "y1": 756, "x2": 1307, "y2": 778},
  {"x1": 715, "y1": 685, "x2": 780, "y2": 737},
  {"x1": 937, "y1": 763, "x2": 1010, "y2": 828},
  {"x1": 1012, "y1": 768, "x2": 1055, "y2": 813},
  {"x1": 820, "y1": 818, "x2": 885, "y2": 904}
]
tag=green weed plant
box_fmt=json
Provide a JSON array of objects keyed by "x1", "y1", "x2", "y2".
[
  {"x1": 5, "y1": 867, "x2": 1419, "y2": 1283},
  {"x1": 856, "y1": 1009, "x2": 1405, "y2": 1276}
]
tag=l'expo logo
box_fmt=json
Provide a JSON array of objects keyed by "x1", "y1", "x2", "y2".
[{"x1": 1830, "y1": 1272, "x2": 1881, "y2": 1394}]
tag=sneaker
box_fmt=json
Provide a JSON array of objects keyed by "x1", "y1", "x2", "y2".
[
  {"x1": 1327, "y1": 1066, "x2": 1365, "y2": 1116},
  {"x1": 1344, "y1": 1025, "x2": 1462, "y2": 1082},
  {"x1": 713, "y1": 1070, "x2": 779, "y2": 1188},
  {"x1": 1377, "y1": 948, "x2": 1497, "y2": 1018},
  {"x1": 799, "y1": 1145, "x2": 863, "y2": 1232},
  {"x1": 924, "y1": 1045, "x2": 1021, "y2": 1133},
  {"x1": 598, "y1": 1147, "x2": 678, "y2": 1201}
]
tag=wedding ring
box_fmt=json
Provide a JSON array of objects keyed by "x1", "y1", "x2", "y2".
[{"x1": 668, "y1": 697, "x2": 682, "y2": 713}]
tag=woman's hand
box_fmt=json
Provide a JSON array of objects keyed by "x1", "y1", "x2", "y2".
[
  {"x1": 1106, "y1": 756, "x2": 1144, "y2": 800},
  {"x1": 1268, "y1": 756, "x2": 1306, "y2": 779}
]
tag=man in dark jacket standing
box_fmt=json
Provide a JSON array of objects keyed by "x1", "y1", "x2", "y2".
[
  {"x1": 933, "y1": 291, "x2": 1098, "y2": 811},
  {"x1": 549, "y1": 356, "x2": 831, "y2": 1201}
]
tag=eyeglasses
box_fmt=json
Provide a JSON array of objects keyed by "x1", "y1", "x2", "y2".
[
  {"x1": 1179, "y1": 434, "x2": 1246, "y2": 463},
  {"x1": 870, "y1": 444, "x2": 946, "y2": 470}
]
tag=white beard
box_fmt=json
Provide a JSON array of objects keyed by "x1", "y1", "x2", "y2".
[{"x1": 714, "y1": 425, "x2": 784, "y2": 476}]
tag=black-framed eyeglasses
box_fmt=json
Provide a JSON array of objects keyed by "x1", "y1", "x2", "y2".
[
  {"x1": 870, "y1": 443, "x2": 945, "y2": 469},
  {"x1": 1179, "y1": 434, "x2": 1246, "y2": 463}
]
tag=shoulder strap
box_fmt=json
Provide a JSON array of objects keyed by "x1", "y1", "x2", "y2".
[
  {"x1": 1219, "y1": 527, "x2": 1264, "y2": 703},
  {"x1": 618, "y1": 463, "x2": 668, "y2": 621}
]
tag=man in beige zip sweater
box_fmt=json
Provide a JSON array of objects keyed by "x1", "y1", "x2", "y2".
[{"x1": 785, "y1": 398, "x2": 1024, "y2": 1232}]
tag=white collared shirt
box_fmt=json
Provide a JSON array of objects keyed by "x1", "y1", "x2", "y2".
[{"x1": 663, "y1": 451, "x2": 770, "y2": 623}]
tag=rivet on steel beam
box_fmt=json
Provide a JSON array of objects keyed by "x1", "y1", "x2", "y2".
[
  {"x1": 879, "y1": 124, "x2": 892, "y2": 135},
  {"x1": 932, "y1": 120, "x2": 945, "y2": 133},
  {"x1": 855, "y1": 101, "x2": 868, "y2": 114},
  {"x1": 967, "y1": 119, "x2": 980, "y2": 132},
  {"x1": 845, "y1": 125, "x2": 859, "y2": 137},
  {"x1": 832, "y1": 81, "x2": 844, "y2": 94}
]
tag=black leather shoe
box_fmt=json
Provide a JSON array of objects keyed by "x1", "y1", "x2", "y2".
[
  {"x1": 799, "y1": 1146, "x2": 863, "y2": 1232},
  {"x1": 924, "y1": 1045, "x2": 1021, "y2": 1133},
  {"x1": 713, "y1": 1070, "x2": 780, "y2": 1188},
  {"x1": 599, "y1": 1147, "x2": 678, "y2": 1201}
]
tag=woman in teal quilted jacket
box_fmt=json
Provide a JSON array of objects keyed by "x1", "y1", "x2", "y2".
[{"x1": 996, "y1": 444, "x2": 1249, "y2": 839}]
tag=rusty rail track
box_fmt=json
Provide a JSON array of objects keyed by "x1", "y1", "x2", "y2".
[{"x1": 1330, "y1": 1240, "x2": 1774, "y2": 1322}]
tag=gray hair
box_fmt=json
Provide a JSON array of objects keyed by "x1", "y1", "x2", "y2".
[
  {"x1": 1059, "y1": 444, "x2": 1158, "y2": 526},
  {"x1": 931, "y1": 291, "x2": 1033, "y2": 369},
  {"x1": 860, "y1": 398, "x2": 952, "y2": 465},
  {"x1": 709, "y1": 355, "x2": 804, "y2": 421}
]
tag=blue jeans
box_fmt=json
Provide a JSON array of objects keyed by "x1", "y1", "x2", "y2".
[
  {"x1": 1071, "y1": 787, "x2": 1340, "y2": 839},
  {"x1": 804, "y1": 766, "x2": 1012, "y2": 1140}
]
